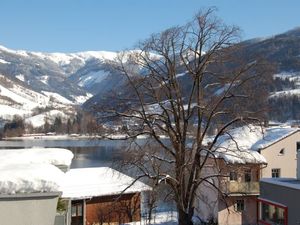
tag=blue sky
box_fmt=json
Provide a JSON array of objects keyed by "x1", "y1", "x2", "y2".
[{"x1": 0, "y1": 0, "x2": 299, "y2": 53}]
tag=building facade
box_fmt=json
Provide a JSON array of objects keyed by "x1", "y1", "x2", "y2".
[
  {"x1": 258, "y1": 152, "x2": 300, "y2": 225},
  {"x1": 60, "y1": 167, "x2": 151, "y2": 225},
  {"x1": 196, "y1": 158, "x2": 264, "y2": 225},
  {"x1": 259, "y1": 129, "x2": 300, "y2": 178}
]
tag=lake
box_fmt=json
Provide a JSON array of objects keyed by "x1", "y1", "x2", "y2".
[{"x1": 0, "y1": 138, "x2": 130, "y2": 168}]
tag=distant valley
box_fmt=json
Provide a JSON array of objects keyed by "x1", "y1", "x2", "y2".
[{"x1": 1, "y1": 27, "x2": 300, "y2": 129}]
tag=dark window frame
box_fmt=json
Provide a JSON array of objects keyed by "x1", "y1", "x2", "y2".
[
  {"x1": 229, "y1": 171, "x2": 238, "y2": 181},
  {"x1": 235, "y1": 199, "x2": 245, "y2": 212},
  {"x1": 272, "y1": 168, "x2": 281, "y2": 178},
  {"x1": 71, "y1": 203, "x2": 83, "y2": 217},
  {"x1": 244, "y1": 169, "x2": 251, "y2": 182}
]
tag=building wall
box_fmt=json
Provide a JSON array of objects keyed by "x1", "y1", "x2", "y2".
[
  {"x1": 85, "y1": 193, "x2": 141, "y2": 225},
  {"x1": 195, "y1": 159, "x2": 261, "y2": 224},
  {"x1": 260, "y1": 181, "x2": 300, "y2": 225},
  {"x1": 0, "y1": 193, "x2": 59, "y2": 225},
  {"x1": 218, "y1": 196, "x2": 257, "y2": 225},
  {"x1": 261, "y1": 131, "x2": 300, "y2": 178}
]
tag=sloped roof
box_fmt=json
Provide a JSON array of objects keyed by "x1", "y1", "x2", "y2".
[
  {"x1": 211, "y1": 125, "x2": 299, "y2": 164},
  {"x1": 61, "y1": 167, "x2": 151, "y2": 199}
]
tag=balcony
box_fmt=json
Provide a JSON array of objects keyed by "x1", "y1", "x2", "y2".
[{"x1": 223, "y1": 182, "x2": 259, "y2": 195}]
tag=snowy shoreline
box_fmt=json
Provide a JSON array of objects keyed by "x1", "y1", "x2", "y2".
[{"x1": 2, "y1": 133, "x2": 157, "y2": 141}]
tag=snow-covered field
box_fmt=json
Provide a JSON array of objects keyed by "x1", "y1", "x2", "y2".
[
  {"x1": 0, "y1": 74, "x2": 77, "y2": 127},
  {"x1": 271, "y1": 71, "x2": 300, "y2": 98}
]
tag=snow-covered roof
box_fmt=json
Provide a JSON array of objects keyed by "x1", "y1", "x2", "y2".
[
  {"x1": 0, "y1": 163, "x2": 64, "y2": 194},
  {"x1": 261, "y1": 178, "x2": 300, "y2": 191},
  {"x1": 61, "y1": 167, "x2": 152, "y2": 199},
  {"x1": 252, "y1": 126, "x2": 299, "y2": 150},
  {"x1": 0, "y1": 148, "x2": 74, "y2": 195},
  {"x1": 213, "y1": 148, "x2": 267, "y2": 164},
  {"x1": 211, "y1": 125, "x2": 299, "y2": 164},
  {"x1": 0, "y1": 148, "x2": 74, "y2": 166}
]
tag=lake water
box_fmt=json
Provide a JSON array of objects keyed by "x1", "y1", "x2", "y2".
[{"x1": 0, "y1": 138, "x2": 130, "y2": 168}]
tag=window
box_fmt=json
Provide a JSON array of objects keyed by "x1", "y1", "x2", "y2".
[
  {"x1": 258, "y1": 199, "x2": 287, "y2": 225},
  {"x1": 71, "y1": 203, "x2": 83, "y2": 217},
  {"x1": 297, "y1": 142, "x2": 300, "y2": 152},
  {"x1": 71, "y1": 205, "x2": 77, "y2": 217},
  {"x1": 244, "y1": 169, "x2": 251, "y2": 182},
  {"x1": 279, "y1": 148, "x2": 285, "y2": 155},
  {"x1": 229, "y1": 171, "x2": 237, "y2": 181},
  {"x1": 235, "y1": 199, "x2": 245, "y2": 212},
  {"x1": 272, "y1": 168, "x2": 281, "y2": 178}
]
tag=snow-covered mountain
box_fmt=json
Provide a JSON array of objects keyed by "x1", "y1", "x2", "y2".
[
  {"x1": 83, "y1": 27, "x2": 300, "y2": 123},
  {"x1": 0, "y1": 45, "x2": 125, "y2": 127},
  {"x1": 0, "y1": 74, "x2": 75, "y2": 126},
  {"x1": 0, "y1": 45, "x2": 122, "y2": 99}
]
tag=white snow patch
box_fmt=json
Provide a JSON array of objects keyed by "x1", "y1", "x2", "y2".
[
  {"x1": 0, "y1": 58, "x2": 10, "y2": 64},
  {"x1": 0, "y1": 45, "x2": 28, "y2": 57},
  {"x1": 0, "y1": 105, "x2": 31, "y2": 120},
  {"x1": 0, "y1": 148, "x2": 74, "y2": 194},
  {"x1": 61, "y1": 167, "x2": 151, "y2": 199},
  {"x1": 31, "y1": 50, "x2": 117, "y2": 66},
  {"x1": 78, "y1": 70, "x2": 109, "y2": 88},
  {"x1": 16, "y1": 74, "x2": 25, "y2": 82},
  {"x1": 42, "y1": 91, "x2": 73, "y2": 105},
  {"x1": 270, "y1": 89, "x2": 300, "y2": 98},
  {"x1": 26, "y1": 109, "x2": 68, "y2": 128},
  {"x1": 71, "y1": 93, "x2": 93, "y2": 104},
  {"x1": 39, "y1": 75, "x2": 49, "y2": 85}
]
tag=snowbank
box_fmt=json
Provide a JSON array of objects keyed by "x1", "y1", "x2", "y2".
[
  {"x1": 61, "y1": 167, "x2": 151, "y2": 199},
  {"x1": 0, "y1": 148, "x2": 74, "y2": 194}
]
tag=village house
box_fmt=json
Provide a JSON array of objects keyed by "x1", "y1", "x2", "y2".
[
  {"x1": 256, "y1": 126, "x2": 300, "y2": 178},
  {"x1": 59, "y1": 167, "x2": 151, "y2": 225},
  {"x1": 258, "y1": 152, "x2": 300, "y2": 225},
  {"x1": 196, "y1": 128, "x2": 266, "y2": 225},
  {"x1": 196, "y1": 125, "x2": 300, "y2": 225}
]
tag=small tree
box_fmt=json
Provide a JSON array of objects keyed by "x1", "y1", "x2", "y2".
[
  {"x1": 3, "y1": 115, "x2": 25, "y2": 137},
  {"x1": 96, "y1": 8, "x2": 272, "y2": 225}
]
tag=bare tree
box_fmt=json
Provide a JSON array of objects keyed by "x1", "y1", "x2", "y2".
[{"x1": 96, "y1": 8, "x2": 272, "y2": 225}]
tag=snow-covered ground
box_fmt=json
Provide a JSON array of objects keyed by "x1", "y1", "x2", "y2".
[
  {"x1": 4, "y1": 133, "x2": 97, "y2": 140},
  {"x1": 0, "y1": 74, "x2": 77, "y2": 127},
  {"x1": 270, "y1": 89, "x2": 300, "y2": 98},
  {"x1": 25, "y1": 109, "x2": 68, "y2": 128},
  {"x1": 273, "y1": 71, "x2": 300, "y2": 84},
  {"x1": 41, "y1": 91, "x2": 74, "y2": 105},
  {"x1": 137, "y1": 211, "x2": 178, "y2": 225},
  {"x1": 271, "y1": 71, "x2": 300, "y2": 98}
]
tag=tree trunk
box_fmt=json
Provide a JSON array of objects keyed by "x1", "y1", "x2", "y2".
[{"x1": 178, "y1": 208, "x2": 193, "y2": 225}]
